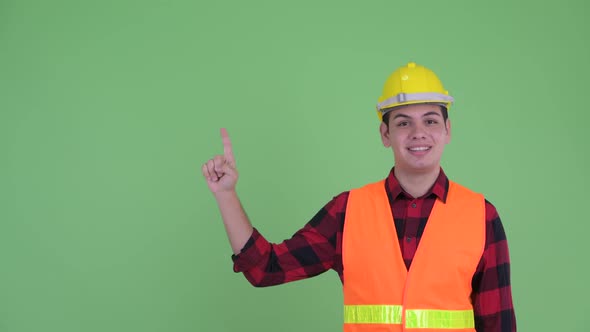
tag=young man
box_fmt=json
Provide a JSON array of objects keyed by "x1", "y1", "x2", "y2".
[{"x1": 202, "y1": 62, "x2": 516, "y2": 331}]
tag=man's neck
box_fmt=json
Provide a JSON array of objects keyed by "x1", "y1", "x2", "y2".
[{"x1": 394, "y1": 166, "x2": 441, "y2": 198}]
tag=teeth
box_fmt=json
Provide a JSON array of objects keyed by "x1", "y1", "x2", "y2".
[{"x1": 409, "y1": 147, "x2": 430, "y2": 151}]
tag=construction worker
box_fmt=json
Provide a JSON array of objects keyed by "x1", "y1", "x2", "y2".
[{"x1": 202, "y1": 62, "x2": 516, "y2": 331}]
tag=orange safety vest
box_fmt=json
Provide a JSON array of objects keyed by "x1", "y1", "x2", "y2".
[{"x1": 342, "y1": 180, "x2": 485, "y2": 332}]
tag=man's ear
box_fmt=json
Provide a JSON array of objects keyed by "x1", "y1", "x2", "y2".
[
  {"x1": 380, "y1": 122, "x2": 391, "y2": 147},
  {"x1": 445, "y1": 118, "x2": 452, "y2": 144}
]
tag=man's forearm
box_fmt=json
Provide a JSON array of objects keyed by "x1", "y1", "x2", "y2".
[{"x1": 214, "y1": 190, "x2": 254, "y2": 255}]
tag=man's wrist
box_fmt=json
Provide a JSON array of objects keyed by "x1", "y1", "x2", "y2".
[{"x1": 213, "y1": 189, "x2": 238, "y2": 202}]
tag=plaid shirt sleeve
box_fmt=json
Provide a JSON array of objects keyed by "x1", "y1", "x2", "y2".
[
  {"x1": 472, "y1": 200, "x2": 517, "y2": 332},
  {"x1": 231, "y1": 191, "x2": 348, "y2": 287}
]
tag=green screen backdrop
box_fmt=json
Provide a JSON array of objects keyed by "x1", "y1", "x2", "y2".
[{"x1": 1, "y1": 0, "x2": 589, "y2": 331}]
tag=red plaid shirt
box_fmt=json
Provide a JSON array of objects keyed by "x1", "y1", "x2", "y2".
[{"x1": 232, "y1": 168, "x2": 516, "y2": 332}]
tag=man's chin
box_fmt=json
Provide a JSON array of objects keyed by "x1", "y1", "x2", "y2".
[{"x1": 396, "y1": 163, "x2": 439, "y2": 175}]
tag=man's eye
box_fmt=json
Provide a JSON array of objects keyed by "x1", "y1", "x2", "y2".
[
  {"x1": 397, "y1": 121, "x2": 409, "y2": 127},
  {"x1": 426, "y1": 119, "x2": 438, "y2": 125}
]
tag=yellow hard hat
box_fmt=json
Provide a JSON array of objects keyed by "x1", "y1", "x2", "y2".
[{"x1": 376, "y1": 62, "x2": 454, "y2": 121}]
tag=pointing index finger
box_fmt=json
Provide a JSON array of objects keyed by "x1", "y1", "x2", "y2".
[{"x1": 220, "y1": 128, "x2": 235, "y2": 164}]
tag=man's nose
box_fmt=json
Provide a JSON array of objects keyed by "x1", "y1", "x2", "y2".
[{"x1": 410, "y1": 123, "x2": 427, "y2": 139}]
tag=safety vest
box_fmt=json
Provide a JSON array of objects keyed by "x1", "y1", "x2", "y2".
[{"x1": 342, "y1": 180, "x2": 485, "y2": 332}]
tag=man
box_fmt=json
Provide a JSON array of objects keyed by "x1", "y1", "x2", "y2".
[{"x1": 202, "y1": 62, "x2": 516, "y2": 331}]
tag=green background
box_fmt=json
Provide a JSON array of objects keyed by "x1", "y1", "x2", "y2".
[{"x1": 1, "y1": 0, "x2": 588, "y2": 331}]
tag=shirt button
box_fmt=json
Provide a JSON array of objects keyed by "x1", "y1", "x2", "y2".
[
  {"x1": 411, "y1": 203, "x2": 417, "y2": 208},
  {"x1": 406, "y1": 237, "x2": 412, "y2": 243}
]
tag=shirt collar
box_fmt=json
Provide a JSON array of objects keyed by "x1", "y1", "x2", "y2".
[{"x1": 385, "y1": 167, "x2": 449, "y2": 203}]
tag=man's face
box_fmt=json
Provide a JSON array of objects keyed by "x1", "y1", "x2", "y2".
[{"x1": 380, "y1": 103, "x2": 451, "y2": 174}]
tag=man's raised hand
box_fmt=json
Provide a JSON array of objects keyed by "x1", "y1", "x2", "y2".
[{"x1": 202, "y1": 128, "x2": 238, "y2": 194}]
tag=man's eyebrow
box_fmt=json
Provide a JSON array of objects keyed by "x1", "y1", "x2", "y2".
[
  {"x1": 423, "y1": 111, "x2": 442, "y2": 117},
  {"x1": 393, "y1": 111, "x2": 442, "y2": 120},
  {"x1": 393, "y1": 113, "x2": 411, "y2": 119}
]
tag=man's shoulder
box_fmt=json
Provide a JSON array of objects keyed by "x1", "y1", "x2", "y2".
[
  {"x1": 350, "y1": 179, "x2": 386, "y2": 192},
  {"x1": 323, "y1": 190, "x2": 350, "y2": 213},
  {"x1": 448, "y1": 180, "x2": 481, "y2": 195},
  {"x1": 448, "y1": 180, "x2": 500, "y2": 219}
]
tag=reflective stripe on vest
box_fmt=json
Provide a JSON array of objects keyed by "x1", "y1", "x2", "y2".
[
  {"x1": 344, "y1": 305, "x2": 403, "y2": 324},
  {"x1": 343, "y1": 305, "x2": 474, "y2": 329},
  {"x1": 405, "y1": 309, "x2": 474, "y2": 329}
]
